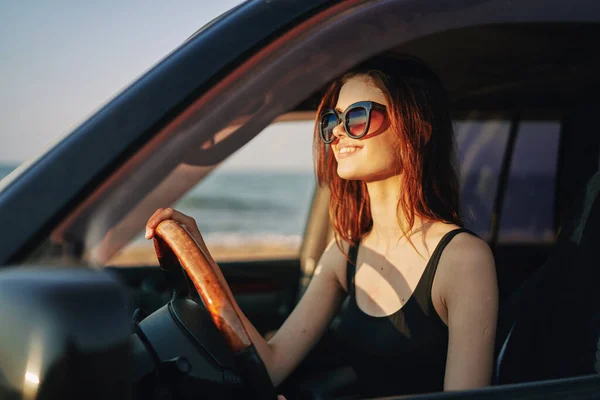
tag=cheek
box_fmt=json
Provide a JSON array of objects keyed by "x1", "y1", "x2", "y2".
[{"x1": 362, "y1": 132, "x2": 399, "y2": 170}]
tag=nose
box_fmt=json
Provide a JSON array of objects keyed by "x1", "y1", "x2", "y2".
[{"x1": 331, "y1": 121, "x2": 346, "y2": 140}]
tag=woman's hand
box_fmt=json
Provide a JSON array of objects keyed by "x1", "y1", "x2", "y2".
[
  {"x1": 145, "y1": 207, "x2": 207, "y2": 250},
  {"x1": 145, "y1": 206, "x2": 234, "y2": 303},
  {"x1": 146, "y1": 207, "x2": 220, "y2": 286}
]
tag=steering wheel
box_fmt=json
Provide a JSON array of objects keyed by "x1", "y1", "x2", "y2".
[{"x1": 152, "y1": 219, "x2": 277, "y2": 399}]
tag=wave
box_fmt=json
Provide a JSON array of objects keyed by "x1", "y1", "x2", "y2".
[
  {"x1": 130, "y1": 231, "x2": 303, "y2": 248},
  {"x1": 176, "y1": 195, "x2": 292, "y2": 212},
  {"x1": 203, "y1": 232, "x2": 303, "y2": 248}
]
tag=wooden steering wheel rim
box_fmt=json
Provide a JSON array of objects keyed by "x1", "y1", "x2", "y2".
[{"x1": 153, "y1": 219, "x2": 252, "y2": 353}]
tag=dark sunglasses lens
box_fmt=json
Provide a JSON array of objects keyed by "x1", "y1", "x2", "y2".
[
  {"x1": 346, "y1": 107, "x2": 368, "y2": 137},
  {"x1": 320, "y1": 113, "x2": 338, "y2": 142}
]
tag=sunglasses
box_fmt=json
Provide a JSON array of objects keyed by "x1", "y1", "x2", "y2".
[{"x1": 318, "y1": 101, "x2": 387, "y2": 144}]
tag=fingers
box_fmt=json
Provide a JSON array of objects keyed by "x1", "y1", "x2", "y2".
[
  {"x1": 145, "y1": 208, "x2": 198, "y2": 239},
  {"x1": 277, "y1": 396, "x2": 287, "y2": 400}
]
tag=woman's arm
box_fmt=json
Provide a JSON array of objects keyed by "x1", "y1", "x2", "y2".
[
  {"x1": 261, "y1": 239, "x2": 347, "y2": 385},
  {"x1": 146, "y1": 208, "x2": 346, "y2": 387},
  {"x1": 441, "y1": 235, "x2": 499, "y2": 391}
]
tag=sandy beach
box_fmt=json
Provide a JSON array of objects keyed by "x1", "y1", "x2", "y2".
[{"x1": 107, "y1": 242, "x2": 300, "y2": 266}]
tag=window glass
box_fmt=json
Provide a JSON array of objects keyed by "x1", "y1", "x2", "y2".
[
  {"x1": 455, "y1": 117, "x2": 511, "y2": 240},
  {"x1": 109, "y1": 121, "x2": 315, "y2": 265},
  {"x1": 497, "y1": 121, "x2": 560, "y2": 243}
]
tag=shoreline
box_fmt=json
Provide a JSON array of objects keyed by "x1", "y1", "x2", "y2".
[{"x1": 107, "y1": 242, "x2": 300, "y2": 265}]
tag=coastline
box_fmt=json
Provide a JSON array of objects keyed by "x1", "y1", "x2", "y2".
[{"x1": 107, "y1": 242, "x2": 300, "y2": 265}]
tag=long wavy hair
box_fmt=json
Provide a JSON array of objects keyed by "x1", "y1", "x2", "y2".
[{"x1": 313, "y1": 55, "x2": 462, "y2": 251}]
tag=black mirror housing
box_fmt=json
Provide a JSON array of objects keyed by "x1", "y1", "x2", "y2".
[{"x1": 0, "y1": 267, "x2": 131, "y2": 400}]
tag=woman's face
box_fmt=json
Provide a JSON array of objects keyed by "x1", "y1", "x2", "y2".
[{"x1": 331, "y1": 76, "x2": 398, "y2": 182}]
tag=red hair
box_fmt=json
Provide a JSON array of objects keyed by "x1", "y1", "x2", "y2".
[{"x1": 313, "y1": 55, "x2": 461, "y2": 250}]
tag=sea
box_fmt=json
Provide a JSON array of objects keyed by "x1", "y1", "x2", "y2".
[
  {"x1": 0, "y1": 164, "x2": 316, "y2": 249},
  {"x1": 0, "y1": 163, "x2": 555, "y2": 246},
  {"x1": 174, "y1": 170, "x2": 315, "y2": 248},
  {"x1": 0, "y1": 165, "x2": 14, "y2": 180}
]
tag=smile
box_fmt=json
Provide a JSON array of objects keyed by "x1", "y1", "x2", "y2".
[{"x1": 337, "y1": 146, "x2": 362, "y2": 158}]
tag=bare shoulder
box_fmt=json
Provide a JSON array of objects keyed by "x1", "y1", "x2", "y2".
[
  {"x1": 438, "y1": 232, "x2": 497, "y2": 297},
  {"x1": 316, "y1": 239, "x2": 351, "y2": 292},
  {"x1": 444, "y1": 232, "x2": 495, "y2": 268}
]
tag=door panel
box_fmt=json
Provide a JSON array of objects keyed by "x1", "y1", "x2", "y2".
[
  {"x1": 220, "y1": 258, "x2": 301, "y2": 334},
  {"x1": 493, "y1": 244, "x2": 554, "y2": 301},
  {"x1": 106, "y1": 258, "x2": 301, "y2": 335}
]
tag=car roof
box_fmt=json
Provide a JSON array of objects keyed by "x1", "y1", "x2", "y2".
[{"x1": 295, "y1": 23, "x2": 600, "y2": 111}]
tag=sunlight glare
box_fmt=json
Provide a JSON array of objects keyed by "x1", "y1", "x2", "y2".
[{"x1": 25, "y1": 371, "x2": 39, "y2": 385}]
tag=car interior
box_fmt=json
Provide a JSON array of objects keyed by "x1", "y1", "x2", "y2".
[{"x1": 3, "y1": 1, "x2": 600, "y2": 399}]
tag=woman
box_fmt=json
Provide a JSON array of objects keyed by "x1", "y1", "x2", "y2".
[{"x1": 145, "y1": 54, "x2": 498, "y2": 397}]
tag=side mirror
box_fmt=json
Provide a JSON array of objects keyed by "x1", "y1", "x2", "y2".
[{"x1": 0, "y1": 266, "x2": 131, "y2": 399}]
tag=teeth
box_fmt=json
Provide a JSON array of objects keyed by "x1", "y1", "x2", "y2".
[{"x1": 339, "y1": 147, "x2": 361, "y2": 154}]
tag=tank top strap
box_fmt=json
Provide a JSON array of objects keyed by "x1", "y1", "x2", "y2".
[
  {"x1": 346, "y1": 242, "x2": 359, "y2": 297},
  {"x1": 420, "y1": 228, "x2": 476, "y2": 293}
]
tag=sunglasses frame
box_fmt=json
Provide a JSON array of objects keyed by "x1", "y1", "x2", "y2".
[{"x1": 319, "y1": 101, "x2": 387, "y2": 144}]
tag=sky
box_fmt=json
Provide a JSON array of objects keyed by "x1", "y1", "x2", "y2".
[{"x1": 0, "y1": 0, "x2": 314, "y2": 170}]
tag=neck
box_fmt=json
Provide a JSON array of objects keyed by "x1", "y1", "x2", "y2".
[{"x1": 365, "y1": 174, "x2": 425, "y2": 248}]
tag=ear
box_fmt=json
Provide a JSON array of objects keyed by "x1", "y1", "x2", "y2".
[{"x1": 422, "y1": 121, "x2": 432, "y2": 145}]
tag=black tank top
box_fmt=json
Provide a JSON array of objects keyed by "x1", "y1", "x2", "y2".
[{"x1": 331, "y1": 228, "x2": 473, "y2": 397}]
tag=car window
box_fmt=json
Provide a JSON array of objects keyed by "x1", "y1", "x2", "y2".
[
  {"x1": 108, "y1": 121, "x2": 315, "y2": 265},
  {"x1": 497, "y1": 120, "x2": 561, "y2": 243},
  {"x1": 455, "y1": 115, "x2": 512, "y2": 240}
]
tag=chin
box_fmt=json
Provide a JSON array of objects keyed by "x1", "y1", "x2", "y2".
[
  {"x1": 336, "y1": 162, "x2": 398, "y2": 182},
  {"x1": 336, "y1": 165, "x2": 375, "y2": 181},
  {"x1": 336, "y1": 170, "x2": 361, "y2": 180},
  {"x1": 336, "y1": 162, "x2": 362, "y2": 180}
]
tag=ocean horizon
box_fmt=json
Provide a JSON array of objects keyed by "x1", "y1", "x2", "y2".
[
  {"x1": 0, "y1": 163, "x2": 554, "y2": 247},
  {"x1": 0, "y1": 163, "x2": 316, "y2": 249}
]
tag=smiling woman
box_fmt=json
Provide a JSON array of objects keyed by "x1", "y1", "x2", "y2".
[
  {"x1": 315, "y1": 56, "x2": 461, "y2": 248},
  {"x1": 144, "y1": 53, "x2": 498, "y2": 398},
  {"x1": 308, "y1": 55, "x2": 497, "y2": 397}
]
